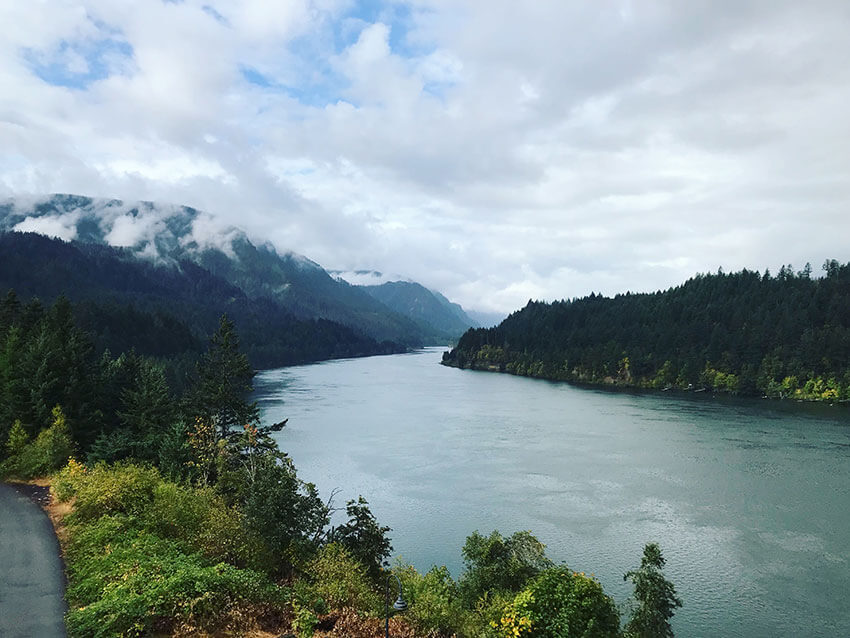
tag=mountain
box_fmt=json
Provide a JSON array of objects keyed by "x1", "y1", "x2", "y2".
[
  {"x1": 443, "y1": 263, "x2": 850, "y2": 401},
  {"x1": 0, "y1": 194, "x2": 442, "y2": 346},
  {"x1": 360, "y1": 281, "x2": 478, "y2": 340},
  {"x1": 0, "y1": 231, "x2": 399, "y2": 371}
]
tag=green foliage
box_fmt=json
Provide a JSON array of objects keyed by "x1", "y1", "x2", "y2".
[
  {"x1": 65, "y1": 521, "x2": 282, "y2": 638},
  {"x1": 507, "y1": 567, "x2": 620, "y2": 638},
  {"x1": 394, "y1": 560, "x2": 465, "y2": 636},
  {"x1": 88, "y1": 352, "x2": 176, "y2": 465},
  {"x1": 306, "y1": 543, "x2": 381, "y2": 613},
  {"x1": 1, "y1": 406, "x2": 74, "y2": 479},
  {"x1": 143, "y1": 481, "x2": 254, "y2": 567},
  {"x1": 291, "y1": 602, "x2": 319, "y2": 638},
  {"x1": 5, "y1": 419, "x2": 28, "y2": 457},
  {"x1": 67, "y1": 461, "x2": 161, "y2": 522},
  {"x1": 328, "y1": 496, "x2": 393, "y2": 582},
  {"x1": 59, "y1": 462, "x2": 285, "y2": 637},
  {"x1": 186, "y1": 314, "x2": 260, "y2": 439},
  {"x1": 460, "y1": 530, "x2": 553, "y2": 605},
  {"x1": 242, "y1": 458, "x2": 330, "y2": 574},
  {"x1": 624, "y1": 543, "x2": 682, "y2": 638},
  {"x1": 445, "y1": 263, "x2": 850, "y2": 402}
]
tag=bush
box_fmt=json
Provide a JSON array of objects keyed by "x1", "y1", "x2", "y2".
[
  {"x1": 495, "y1": 567, "x2": 620, "y2": 638},
  {"x1": 394, "y1": 561, "x2": 464, "y2": 636},
  {"x1": 307, "y1": 543, "x2": 381, "y2": 614},
  {"x1": 1, "y1": 406, "x2": 74, "y2": 479},
  {"x1": 65, "y1": 523, "x2": 284, "y2": 638},
  {"x1": 5, "y1": 419, "x2": 28, "y2": 456},
  {"x1": 329, "y1": 496, "x2": 393, "y2": 582},
  {"x1": 243, "y1": 459, "x2": 329, "y2": 574},
  {"x1": 53, "y1": 457, "x2": 87, "y2": 501},
  {"x1": 144, "y1": 481, "x2": 255, "y2": 567},
  {"x1": 459, "y1": 530, "x2": 552, "y2": 605},
  {"x1": 291, "y1": 603, "x2": 319, "y2": 638},
  {"x1": 69, "y1": 462, "x2": 160, "y2": 522}
]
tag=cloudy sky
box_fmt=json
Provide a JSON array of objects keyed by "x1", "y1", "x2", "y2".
[{"x1": 2, "y1": 1, "x2": 849, "y2": 313}]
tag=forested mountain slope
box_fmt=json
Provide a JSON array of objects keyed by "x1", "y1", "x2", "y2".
[
  {"x1": 361, "y1": 280, "x2": 478, "y2": 339},
  {"x1": 0, "y1": 232, "x2": 400, "y2": 371},
  {"x1": 0, "y1": 194, "x2": 437, "y2": 346},
  {"x1": 443, "y1": 263, "x2": 850, "y2": 400}
]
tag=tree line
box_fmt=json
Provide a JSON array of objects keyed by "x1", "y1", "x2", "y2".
[
  {"x1": 0, "y1": 231, "x2": 405, "y2": 378},
  {"x1": 444, "y1": 261, "x2": 850, "y2": 401}
]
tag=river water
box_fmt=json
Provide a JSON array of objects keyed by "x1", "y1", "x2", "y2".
[{"x1": 256, "y1": 348, "x2": 850, "y2": 637}]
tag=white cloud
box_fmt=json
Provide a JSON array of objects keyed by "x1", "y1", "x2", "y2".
[
  {"x1": 2, "y1": 1, "x2": 850, "y2": 313},
  {"x1": 13, "y1": 210, "x2": 81, "y2": 242}
]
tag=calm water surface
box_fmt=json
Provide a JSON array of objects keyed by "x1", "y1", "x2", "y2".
[{"x1": 256, "y1": 348, "x2": 850, "y2": 637}]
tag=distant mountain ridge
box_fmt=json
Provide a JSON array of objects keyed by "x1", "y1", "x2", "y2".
[
  {"x1": 360, "y1": 281, "x2": 478, "y2": 340},
  {"x1": 0, "y1": 194, "x2": 477, "y2": 345}
]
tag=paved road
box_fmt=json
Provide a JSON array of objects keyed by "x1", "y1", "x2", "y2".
[{"x1": 0, "y1": 483, "x2": 66, "y2": 638}]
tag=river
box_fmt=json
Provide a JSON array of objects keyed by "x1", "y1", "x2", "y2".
[{"x1": 256, "y1": 348, "x2": 850, "y2": 637}]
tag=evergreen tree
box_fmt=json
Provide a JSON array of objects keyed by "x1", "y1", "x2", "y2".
[
  {"x1": 20, "y1": 296, "x2": 101, "y2": 446},
  {"x1": 624, "y1": 543, "x2": 682, "y2": 638},
  {"x1": 187, "y1": 315, "x2": 259, "y2": 440}
]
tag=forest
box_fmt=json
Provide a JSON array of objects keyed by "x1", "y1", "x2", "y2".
[
  {"x1": 0, "y1": 291, "x2": 680, "y2": 637},
  {"x1": 0, "y1": 231, "x2": 406, "y2": 385},
  {"x1": 443, "y1": 261, "x2": 850, "y2": 402}
]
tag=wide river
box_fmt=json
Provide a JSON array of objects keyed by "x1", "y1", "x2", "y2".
[{"x1": 256, "y1": 348, "x2": 850, "y2": 637}]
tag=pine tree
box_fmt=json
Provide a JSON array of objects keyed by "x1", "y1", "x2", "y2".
[{"x1": 187, "y1": 315, "x2": 259, "y2": 440}]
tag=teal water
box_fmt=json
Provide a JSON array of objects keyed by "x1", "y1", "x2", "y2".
[{"x1": 256, "y1": 348, "x2": 850, "y2": 637}]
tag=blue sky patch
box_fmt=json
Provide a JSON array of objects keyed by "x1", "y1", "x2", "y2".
[{"x1": 25, "y1": 37, "x2": 133, "y2": 89}]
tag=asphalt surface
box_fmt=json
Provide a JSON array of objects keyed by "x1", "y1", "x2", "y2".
[{"x1": 0, "y1": 483, "x2": 66, "y2": 638}]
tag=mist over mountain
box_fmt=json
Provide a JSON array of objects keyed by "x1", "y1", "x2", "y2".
[
  {"x1": 0, "y1": 194, "x2": 477, "y2": 347},
  {"x1": 0, "y1": 231, "x2": 402, "y2": 375}
]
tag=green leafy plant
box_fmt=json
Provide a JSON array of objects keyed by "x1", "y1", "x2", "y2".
[
  {"x1": 459, "y1": 530, "x2": 552, "y2": 605},
  {"x1": 624, "y1": 543, "x2": 682, "y2": 638},
  {"x1": 394, "y1": 560, "x2": 465, "y2": 636},
  {"x1": 328, "y1": 496, "x2": 393, "y2": 582},
  {"x1": 307, "y1": 543, "x2": 381, "y2": 614},
  {"x1": 1, "y1": 406, "x2": 74, "y2": 478}
]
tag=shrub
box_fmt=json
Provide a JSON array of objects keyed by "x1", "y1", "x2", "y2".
[
  {"x1": 69, "y1": 462, "x2": 160, "y2": 522},
  {"x1": 307, "y1": 543, "x2": 381, "y2": 614},
  {"x1": 243, "y1": 459, "x2": 329, "y2": 574},
  {"x1": 5, "y1": 419, "x2": 28, "y2": 456},
  {"x1": 53, "y1": 457, "x2": 87, "y2": 501},
  {"x1": 291, "y1": 603, "x2": 319, "y2": 638},
  {"x1": 0, "y1": 406, "x2": 74, "y2": 479},
  {"x1": 144, "y1": 481, "x2": 254, "y2": 566},
  {"x1": 65, "y1": 525, "x2": 284, "y2": 638},
  {"x1": 459, "y1": 530, "x2": 552, "y2": 605},
  {"x1": 495, "y1": 567, "x2": 620, "y2": 638},
  {"x1": 329, "y1": 497, "x2": 393, "y2": 582},
  {"x1": 394, "y1": 561, "x2": 464, "y2": 636}
]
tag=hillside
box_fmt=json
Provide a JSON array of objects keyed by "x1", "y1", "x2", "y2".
[
  {"x1": 443, "y1": 263, "x2": 850, "y2": 401},
  {"x1": 0, "y1": 194, "x2": 446, "y2": 346},
  {"x1": 0, "y1": 231, "x2": 400, "y2": 370},
  {"x1": 360, "y1": 280, "x2": 478, "y2": 339}
]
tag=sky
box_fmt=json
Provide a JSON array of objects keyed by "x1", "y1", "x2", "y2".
[{"x1": 2, "y1": 1, "x2": 850, "y2": 314}]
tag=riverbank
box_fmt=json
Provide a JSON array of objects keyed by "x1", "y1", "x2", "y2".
[{"x1": 440, "y1": 356, "x2": 850, "y2": 405}]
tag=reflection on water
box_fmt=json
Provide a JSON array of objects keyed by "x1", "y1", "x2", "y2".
[{"x1": 256, "y1": 348, "x2": 850, "y2": 638}]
